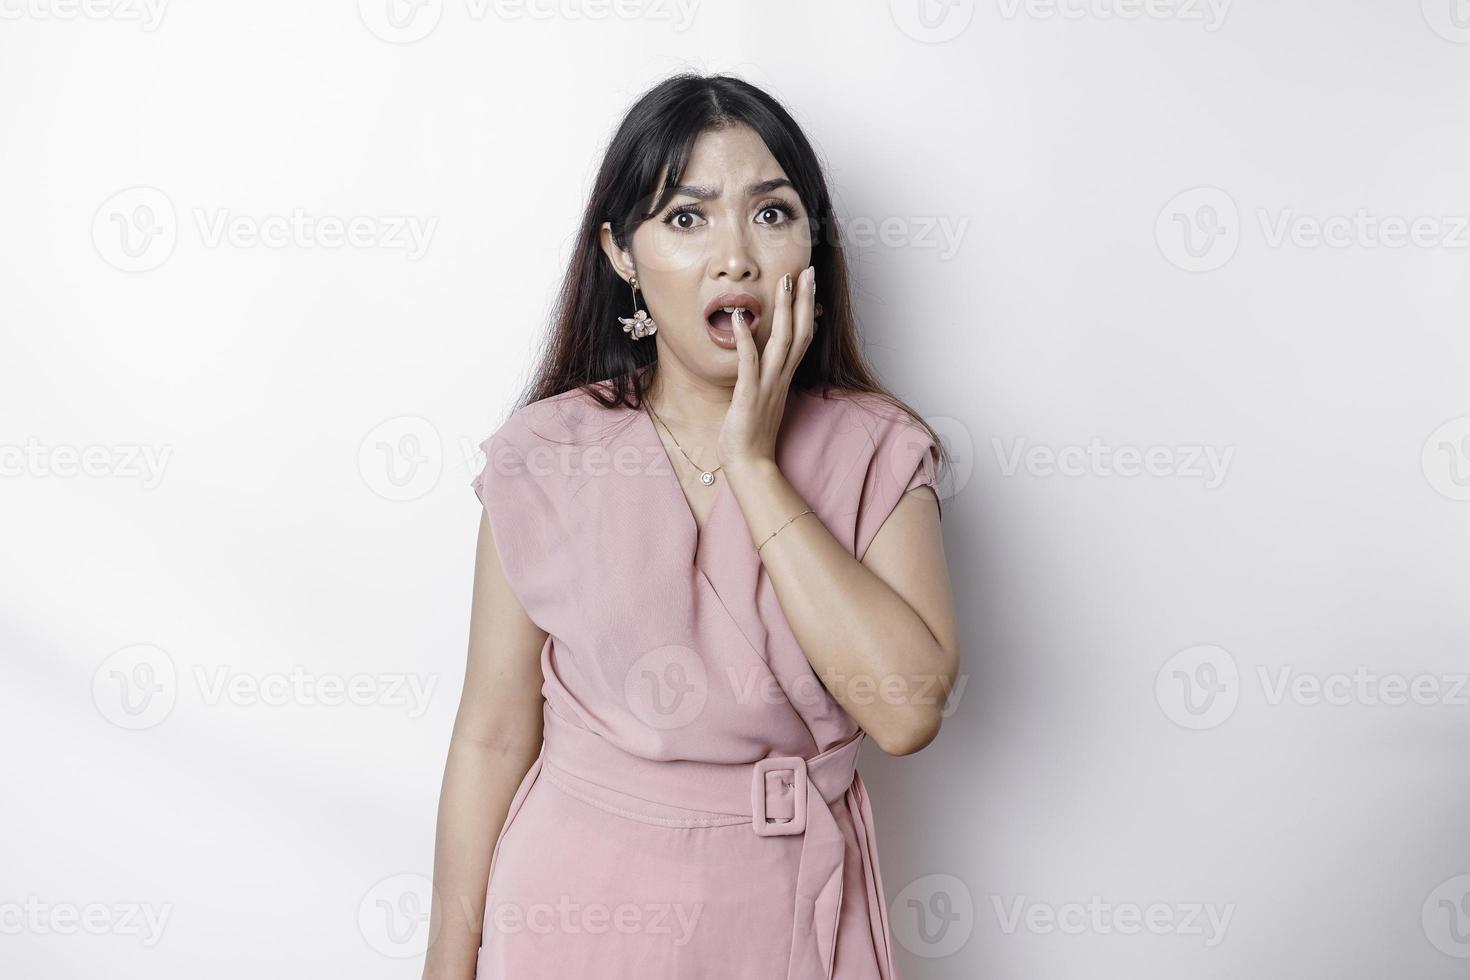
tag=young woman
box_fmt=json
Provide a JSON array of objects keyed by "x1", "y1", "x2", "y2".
[{"x1": 423, "y1": 73, "x2": 959, "y2": 980}]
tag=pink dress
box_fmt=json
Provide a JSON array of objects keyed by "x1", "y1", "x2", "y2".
[{"x1": 469, "y1": 378, "x2": 942, "y2": 980}]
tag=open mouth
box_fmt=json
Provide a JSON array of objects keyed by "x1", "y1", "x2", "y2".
[
  {"x1": 707, "y1": 307, "x2": 757, "y2": 332},
  {"x1": 703, "y1": 292, "x2": 764, "y2": 335}
]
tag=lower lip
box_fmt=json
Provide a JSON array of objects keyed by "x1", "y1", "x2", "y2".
[{"x1": 705, "y1": 313, "x2": 759, "y2": 350}]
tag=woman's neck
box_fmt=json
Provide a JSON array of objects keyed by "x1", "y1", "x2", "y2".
[{"x1": 643, "y1": 364, "x2": 731, "y2": 431}]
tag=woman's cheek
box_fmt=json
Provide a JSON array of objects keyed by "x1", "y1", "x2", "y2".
[
  {"x1": 640, "y1": 226, "x2": 707, "y2": 276},
  {"x1": 757, "y1": 224, "x2": 812, "y2": 266}
]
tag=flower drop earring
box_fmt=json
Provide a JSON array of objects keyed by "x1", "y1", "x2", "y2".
[{"x1": 619, "y1": 274, "x2": 657, "y2": 340}]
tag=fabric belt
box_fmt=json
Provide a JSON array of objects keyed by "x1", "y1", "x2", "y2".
[{"x1": 539, "y1": 703, "x2": 898, "y2": 980}]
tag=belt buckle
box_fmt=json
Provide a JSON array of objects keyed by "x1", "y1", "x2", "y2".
[{"x1": 751, "y1": 755, "x2": 807, "y2": 837}]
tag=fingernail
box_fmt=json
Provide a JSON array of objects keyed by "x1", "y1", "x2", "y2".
[
  {"x1": 808, "y1": 266, "x2": 817, "y2": 292},
  {"x1": 781, "y1": 273, "x2": 792, "y2": 293}
]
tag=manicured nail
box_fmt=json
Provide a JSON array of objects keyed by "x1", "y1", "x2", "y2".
[
  {"x1": 781, "y1": 273, "x2": 792, "y2": 293},
  {"x1": 808, "y1": 266, "x2": 817, "y2": 292}
]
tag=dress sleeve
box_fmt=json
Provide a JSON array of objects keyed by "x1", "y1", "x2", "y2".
[
  {"x1": 469, "y1": 409, "x2": 551, "y2": 620},
  {"x1": 852, "y1": 408, "x2": 942, "y2": 562}
]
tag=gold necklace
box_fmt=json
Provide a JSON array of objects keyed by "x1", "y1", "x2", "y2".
[{"x1": 645, "y1": 400, "x2": 723, "y2": 486}]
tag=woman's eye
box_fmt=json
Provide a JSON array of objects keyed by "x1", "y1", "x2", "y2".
[
  {"x1": 662, "y1": 207, "x2": 705, "y2": 230},
  {"x1": 756, "y1": 202, "x2": 795, "y2": 225}
]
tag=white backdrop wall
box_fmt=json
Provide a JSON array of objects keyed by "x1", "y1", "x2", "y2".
[{"x1": 3, "y1": 2, "x2": 1469, "y2": 978}]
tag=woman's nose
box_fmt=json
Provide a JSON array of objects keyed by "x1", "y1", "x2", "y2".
[{"x1": 709, "y1": 224, "x2": 757, "y2": 280}]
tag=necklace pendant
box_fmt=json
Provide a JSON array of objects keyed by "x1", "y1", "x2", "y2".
[{"x1": 700, "y1": 471, "x2": 715, "y2": 486}]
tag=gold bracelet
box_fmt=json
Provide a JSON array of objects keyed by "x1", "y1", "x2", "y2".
[{"x1": 756, "y1": 507, "x2": 815, "y2": 553}]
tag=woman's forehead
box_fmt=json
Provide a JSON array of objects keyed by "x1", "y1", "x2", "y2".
[{"x1": 661, "y1": 125, "x2": 786, "y2": 191}]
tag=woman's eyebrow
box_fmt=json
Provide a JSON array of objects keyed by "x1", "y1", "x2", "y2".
[{"x1": 668, "y1": 178, "x2": 796, "y2": 200}]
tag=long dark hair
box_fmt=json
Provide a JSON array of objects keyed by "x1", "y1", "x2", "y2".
[{"x1": 512, "y1": 71, "x2": 948, "y2": 478}]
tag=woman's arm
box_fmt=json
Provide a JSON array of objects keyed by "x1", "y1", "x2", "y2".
[
  {"x1": 421, "y1": 510, "x2": 547, "y2": 980},
  {"x1": 717, "y1": 267, "x2": 959, "y2": 757},
  {"x1": 727, "y1": 459, "x2": 959, "y2": 757}
]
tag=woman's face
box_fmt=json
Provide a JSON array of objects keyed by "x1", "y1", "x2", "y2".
[{"x1": 602, "y1": 123, "x2": 813, "y2": 380}]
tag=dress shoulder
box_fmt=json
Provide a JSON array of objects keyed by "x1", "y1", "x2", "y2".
[
  {"x1": 822, "y1": 389, "x2": 942, "y2": 561},
  {"x1": 469, "y1": 386, "x2": 614, "y2": 622}
]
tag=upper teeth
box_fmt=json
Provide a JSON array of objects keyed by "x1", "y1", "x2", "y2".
[{"x1": 721, "y1": 307, "x2": 747, "y2": 313}]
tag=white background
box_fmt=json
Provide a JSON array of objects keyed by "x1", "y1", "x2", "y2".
[{"x1": 4, "y1": 1, "x2": 1470, "y2": 977}]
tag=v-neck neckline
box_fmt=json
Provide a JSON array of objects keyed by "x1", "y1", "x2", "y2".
[{"x1": 635, "y1": 401, "x2": 730, "y2": 559}]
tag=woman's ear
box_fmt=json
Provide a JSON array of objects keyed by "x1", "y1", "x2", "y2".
[{"x1": 598, "y1": 222, "x2": 635, "y2": 283}]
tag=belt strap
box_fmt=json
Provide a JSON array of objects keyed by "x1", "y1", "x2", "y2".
[{"x1": 540, "y1": 704, "x2": 867, "y2": 979}]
